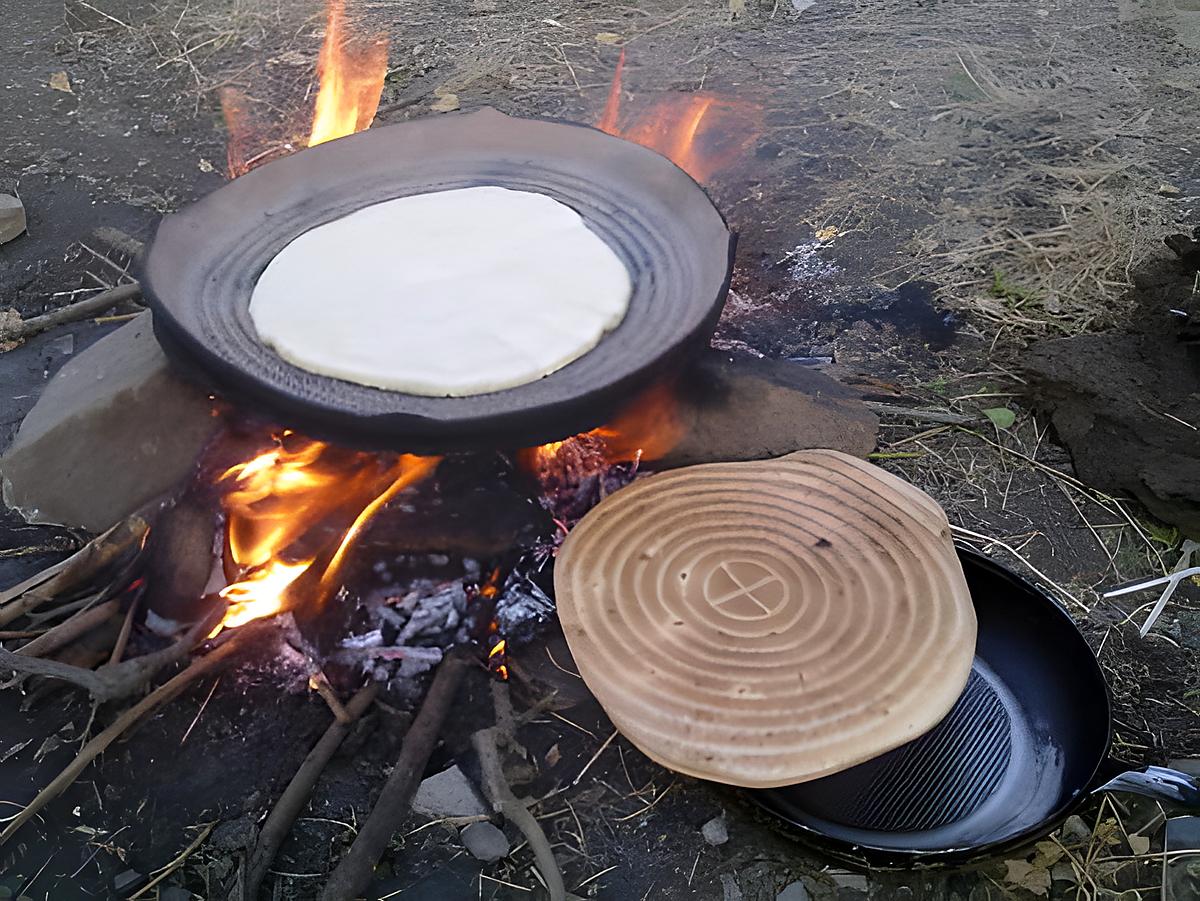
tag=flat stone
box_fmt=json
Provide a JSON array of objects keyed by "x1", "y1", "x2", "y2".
[
  {"x1": 0, "y1": 195, "x2": 26, "y2": 245},
  {"x1": 0, "y1": 313, "x2": 218, "y2": 531},
  {"x1": 459, "y1": 821, "x2": 509, "y2": 862},
  {"x1": 209, "y1": 814, "x2": 257, "y2": 851},
  {"x1": 721, "y1": 873, "x2": 744, "y2": 901},
  {"x1": 701, "y1": 813, "x2": 729, "y2": 846},
  {"x1": 659, "y1": 351, "x2": 878, "y2": 469},
  {"x1": 776, "y1": 880, "x2": 811, "y2": 901},
  {"x1": 412, "y1": 765, "x2": 489, "y2": 819}
]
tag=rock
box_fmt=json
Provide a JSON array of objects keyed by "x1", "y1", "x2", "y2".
[
  {"x1": 776, "y1": 880, "x2": 811, "y2": 901},
  {"x1": 459, "y1": 821, "x2": 509, "y2": 862},
  {"x1": 412, "y1": 765, "x2": 489, "y2": 819},
  {"x1": 701, "y1": 813, "x2": 729, "y2": 846},
  {"x1": 659, "y1": 351, "x2": 879, "y2": 469},
  {"x1": 0, "y1": 313, "x2": 219, "y2": 531},
  {"x1": 828, "y1": 870, "x2": 867, "y2": 898},
  {"x1": 113, "y1": 870, "x2": 143, "y2": 894},
  {"x1": 0, "y1": 195, "x2": 26, "y2": 245},
  {"x1": 209, "y1": 814, "x2": 257, "y2": 851},
  {"x1": 1024, "y1": 263, "x2": 1200, "y2": 537},
  {"x1": 721, "y1": 873, "x2": 744, "y2": 901}
]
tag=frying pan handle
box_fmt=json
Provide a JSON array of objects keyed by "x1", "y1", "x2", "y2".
[{"x1": 1091, "y1": 762, "x2": 1200, "y2": 811}]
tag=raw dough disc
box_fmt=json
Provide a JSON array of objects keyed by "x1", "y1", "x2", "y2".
[
  {"x1": 249, "y1": 186, "x2": 632, "y2": 397},
  {"x1": 554, "y1": 449, "x2": 978, "y2": 789}
]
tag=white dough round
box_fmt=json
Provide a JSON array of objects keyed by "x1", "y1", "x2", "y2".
[{"x1": 249, "y1": 186, "x2": 633, "y2": 397}]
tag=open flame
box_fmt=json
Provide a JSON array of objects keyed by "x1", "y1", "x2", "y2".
[
  {"x1": 212, "y1": 432, "x2": 439, "y2": 634},
  {"x1": 521, "y1": 380, "x2": 684, "y2": 483},
  {"x1": 597, "y1": 53, "x2": 763, "y2": 185},
  {"x1": 221, "y1": 0, "x2": 388, "y2": 176},
  {"x1": 307, "y1": 0, "x2": 388, "y2": 147}
]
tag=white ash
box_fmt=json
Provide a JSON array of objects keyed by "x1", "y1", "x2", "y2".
[
  {"x1": 393, "y1": 582, "x2": 467, "y2": 643},
  {"x1": 783, "y1": 240, "x2": 839, "y2": 285},
  {"x1": 493, "y1": 576, "x2": 555, "y2": 645}
]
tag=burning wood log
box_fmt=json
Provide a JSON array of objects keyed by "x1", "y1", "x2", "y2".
[
  {"x1": 0, "y1": 616, "x2": 272, "y2": 847},
  {"x1": 243, "y1": 682, "x2": 379, "y2": 899},
  {"x1": 319, "y1": 646, "x2": 472, "y2": 901}
]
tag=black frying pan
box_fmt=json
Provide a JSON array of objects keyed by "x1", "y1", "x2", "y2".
[{"x1": 751, "y1": 548, "x2": 1200, "y2": 865}]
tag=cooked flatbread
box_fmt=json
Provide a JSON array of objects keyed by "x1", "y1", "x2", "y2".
[{"x1": 554, "y1": 450, "x2": 977, "y2": 788}]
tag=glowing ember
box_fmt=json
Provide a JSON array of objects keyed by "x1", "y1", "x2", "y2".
[
  {"x1": 307, "y1": 0, "x2": 388, "y2": 147},
  {"x1": 212, "y1": 432, "x2": 439, "y2": 633},
  {"x1": 522, "y1": 380, "x2": 684, "y2": 475},
  {"x1": 596, "y1": 53, "x2": 762, "y2": 185},
  {"x1": 221, "y1": 0, "x2": 387, "y2": 175}
]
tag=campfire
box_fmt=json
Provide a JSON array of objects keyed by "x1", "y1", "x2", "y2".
[{"x1": 0, "y1": 9, "x2": 776, "y2": 892}]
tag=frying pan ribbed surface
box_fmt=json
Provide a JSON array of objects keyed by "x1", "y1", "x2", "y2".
[{"x1": 752, "y1": 549, "x2": 1111, "y2": 863}]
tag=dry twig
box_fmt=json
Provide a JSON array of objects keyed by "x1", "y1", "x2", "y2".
[
  {"x1": 0, "y1": 282, "x2": 142, "y2": 343},
  {"x1": 0, "y1": 617, "x2": 269, "y2": 846},
  {"x1": 0, "y1": 512, "x2": 149, "y2": 628}
]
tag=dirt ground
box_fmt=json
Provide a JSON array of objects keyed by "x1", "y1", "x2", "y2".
[{"x1": 2, "y1": 0, "x2": 1200, "y2": 898}]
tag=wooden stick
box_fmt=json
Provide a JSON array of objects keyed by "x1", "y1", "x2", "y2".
[
  {"x1": 0, "y1": 559, "x2": 70, "y2": 606},
  {"x1": 319, "y1": 648, "x2": 472, "y2": 901},
  {"x1": 473, "y1": 683, "x2": 566, "y2": 901},
  {"x1": 244, "y1": 683, "x2": 379, "y2": 899},
  {"x1": 15, "y1": 598, "x2": 120, "y2": 658},
  {"x1": 0, "y1": 282, "x2": 142, "y2": 342},
  {"x1": 0, "y1": 513, "x2": 148, "y2": 628},
  {"x1": 863, "y1": 401, "x2": 978, "y2": 425},
  {"x1": 308, "y1": 669, "x2": 352, "y2": 724},
  {"x1": 127, "y1": 821, "x2": 216, "y2": 900},
  {"x1": 109, "y1": 597, "x2": 138, "y2": 665},
  {"x1": 0, "y1": 619, "x2": 266, "y2": 846}
]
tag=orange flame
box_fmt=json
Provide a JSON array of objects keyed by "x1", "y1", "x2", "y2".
[
  {"x1": 488, "y1": 638, "x2": 508, "y2": 680},
  {"x1": 307, "y1": 0, "x2": 389, "y2": 147},
  {"x1": 597, "y1": 49, "x2": 624, "y2": 135},
  {"x1": 212, "y1": 433, "x2": 439, "y2": 634},
  {"x1": 220, "y1": 0, "x2": 387, "y2": 176},
  {"x1": 596, "y1": 53, "x2": 762, "y2": 184}
]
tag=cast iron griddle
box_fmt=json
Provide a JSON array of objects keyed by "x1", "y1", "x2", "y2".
[{"x1": 141, "y1": 108, "x2": 735, "y2": 451}]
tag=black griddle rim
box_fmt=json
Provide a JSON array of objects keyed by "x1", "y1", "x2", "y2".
[{"x1": 140, "y1": 107, "x2": 737, "y2": 452}]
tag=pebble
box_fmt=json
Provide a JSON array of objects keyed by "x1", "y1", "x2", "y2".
[
  {"x1": 460, "y1": 821, "x2": 510, "y2": 862},
  {"x1": 413, "y1": 765, "x2": 489, "y2": 818},
  {"x1": 0, "y1": 194, "x2": 25, "y2": 245},
  {"x1": 776, "y1": 880, "x2": 811, "y2": 901},
  {"x1": 702, "y1": 813, "x2": 729, "y2": 846}
]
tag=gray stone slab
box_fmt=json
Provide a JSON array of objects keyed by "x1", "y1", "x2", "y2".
[
  {"x1": 0, "y1": 194, "x2": 26, "y2": 245},
  {"x1": 0, "y1": 312, "x2": 218, "y2": 531},
  {"x1": 412, "y1": 765, "x2": 489, "y2": 819}
]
